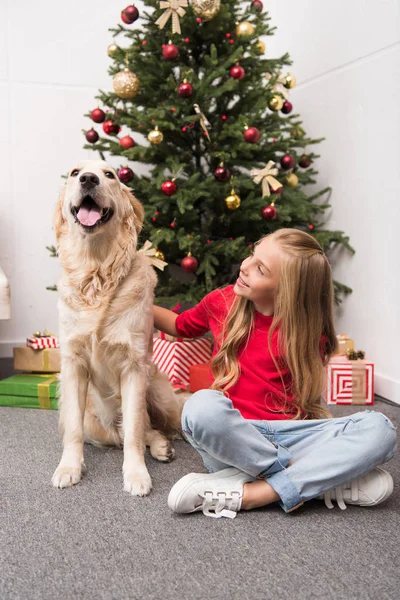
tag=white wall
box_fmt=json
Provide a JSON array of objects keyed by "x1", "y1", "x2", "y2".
[{"x1": 1, "y1": 1, "x2": 399, "y2": 402}]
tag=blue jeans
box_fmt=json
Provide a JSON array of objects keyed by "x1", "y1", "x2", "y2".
[{"x1": 182, "y1": 389, "x2": 398, "y2": 512}]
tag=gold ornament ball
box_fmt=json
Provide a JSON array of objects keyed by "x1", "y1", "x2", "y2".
[
  {"x1": 236, "y1": 21, "x2": 255, "y2": 37},
  {"x1": 268, "y1": 95, "x2": 284, "y2": 111},
  {"x1": 286, "y1": 173, "x2": 299, "y2": 187},
  {"x1": 113, "y1": 68, "x2": 140, "y2": 99},
  {"x1": 284, "y1": 72, "x2": 296, "y2": 89},
  {"x1": 290, "y1": 125, "x2": 305, "y2": 139},
  {"x1": 192, "y1": 0, "x2": 221, "y2": 21},
  {"x1": 155, "y1": 249, "x2": 165, "y2": 261},
  {"x1": 148, "y1": 127, "x2": 164, "y2": 145},
  {"x1": 256, "y1": 40, "x2": 265, "y2": 54},
  {"x1": 107, "y1": 43, "x2": 119, "y2": 57},
  {"x1": 225, "y1": 192, "x2": 241, "y2": 211}
]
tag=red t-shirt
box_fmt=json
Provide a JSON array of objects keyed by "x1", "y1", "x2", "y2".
[{"x1": 175, "y1": 286, "x2": 302, "y2": 421}]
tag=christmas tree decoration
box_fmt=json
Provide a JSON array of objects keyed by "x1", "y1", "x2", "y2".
[
  {"x1": 192, "y1": 0, "x2": 221, "y2": 21},
  {"x1": 214, "y1": 164, "x2": 230, "y2": 181},
  {"x1": 251, "y1": 0, "x2": 263, "y2": 12},
  {"x1": 285, "y1": 172, "x2": 299, "y2": 187},
  {"x1": 236, "y1": 21, "x2": 255, "y2": 37},
  {"x1": 290, "y1": 125, "x2": 306, "y2": 139},
  {"x1": 193, "y1": 103, "x2": 211, "y2": 141},
  {"x1": 91, "y1": 108, "x2": 106, "y2": 123},
  {"x1": 107, "y1": 43, "x2": 120, "y2": 57},
  {"x1": 181, "y1": 253, "x2": 198, "y2": 273},
  {"x1": 268, "y1": 95, "x2": 284, "y2": 111},
  {"x1": 162, "y1": 42, "x2": 179, "y2": 60},
  {"x1": 281, "y1": 101, "x2": 293, "y2": 114},
  {"x1": 155, "y1": 248, "x2": 165, "y2": 261},
  {"x1": 225, "y1": 189, "x2": 241, "y2": 210},
  {"x1": 155, "y1": 0, "x2": 188, "y2": 35},
  {"x1": 178, "y1": 80, "x2": 193, "y2": 97},
  {"x1": 251, "y1": 161, "x2": 282, "y2": 197},
  {"x1": 299, "y1": 154, "x2": 312, "y2": 168},
  {"x1": 261, "y1": 203, "x2": 278, "y2": 220},
  {"x1": 148, "y1": 126, "x2": 164, "y2": 144},
  {"x1": 256, "y1": 40, "x2": 265, "y2": 54},
  {"x1": 102, "y1": 120, "x2": 121, "y2": 136},
  {"x1": 230, "y1": 65, "x2": 245, "y2": 80},
  {"x1": 265, "y1": 73, "x2": 289, "y2": 100},
  {"x1": 283, "y1": 72, "x2": 296, "y2": 89},
  {"x1": 118, "y1": 166, "x2": 134, "y2": 183},
  {"x1": 243, "y1": 126, "x2": 260, "y2": 143},
  {"x1": 113, "y1": 68, "x2": 140, "y2": 98},
  {"x1": 280, "y1": 154, "x2": 295, "y2": 170},
  {"x1": 161, "y1": 179, "x2": 177, "y2": 196},
  {"x1": 121, "y1": 5, "x2": 139, "y2": 24},
  {"x1": 120, "y1": 135, "x2": 136, "y2": 149},
  {"x1": 85, "y1": 129, "x2": 99, "y2": 144}
]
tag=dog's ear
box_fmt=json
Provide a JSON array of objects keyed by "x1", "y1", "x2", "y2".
[
  {"x1": 53, "y1": 185, "x2": 67, "y2": 241},
  {"x1": 121, "y1": 185, "x2": 144, "y2": 234}
]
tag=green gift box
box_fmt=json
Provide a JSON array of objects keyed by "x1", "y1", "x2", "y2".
[{"x1": 0, "y1": 374, "x2": 59, "y2": 410}]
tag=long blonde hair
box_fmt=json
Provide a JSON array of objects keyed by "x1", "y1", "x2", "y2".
[{"x1": 210, "y1": 229, "x2": 338, "y2": 419}]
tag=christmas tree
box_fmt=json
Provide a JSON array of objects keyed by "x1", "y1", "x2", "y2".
[{"x1": 83, "y1": 0, "x2": 353, "y2": 306}]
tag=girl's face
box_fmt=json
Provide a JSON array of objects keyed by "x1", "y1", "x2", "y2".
[{"x1": 233, "y1": 236, "x2": 282, "y2": 314}]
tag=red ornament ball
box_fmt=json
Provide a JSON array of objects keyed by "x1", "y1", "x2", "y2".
[
  {"x1": 243, "y1": 126, "x2": 260, "y2": 143},
  {"x1": 214, "y1": 166, "x2": 231, "y2": 182},
  {"x1": 270, "y1": 185, "x2": 283, "y2": 195},
  {"x1": 251, "y1": 0, "x2": 264, "y2": 12},
  {"x1": 103, "y1": 120, "x2": 121, "y2": 136},
  {"x1": 91, "y1": 108, "x2": 106, "y2": 123},
  {"x1": 299, "y1": 155, "x2": 312, "y2": 168},
  {"x1": 261, "y1": 205, "x2": 278, "y2": 221},
  {"x1": 121, "y1": 5, "x2": 139, "y2": 24},
  {"x1": 181, "y1": 255, "x2": 198, "y2": 274},
  {"x1": 120, "y1": 135, "x2": 135, "y2": 149},
  {"x1": 161, "y1": 180, "x2": 177, "y2": 196},
  {"x1": 178, "y1": 81, "x2": 193, "y2": 97},
  {"x1": 162, "y1": 43, "x2": 179, "y2": 60},
  {"x1": 85, "y1": 129, "x2": 99, "y2": 144},
  {"x1": 281, "y1": 101, "x2": 293, "y2": 114},
  {"x1": 280, "y1": 154, "x2": 295, "y2": 170},
  {"x1": 118, "y1": 166, "x2": 134, "y2": 183},
  {"x1": 230, "y1": 65, "x2": 245, "y2": 80}
]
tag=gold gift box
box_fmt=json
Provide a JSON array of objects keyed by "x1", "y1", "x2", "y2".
[
  {"x1": 13, "y1": 346, "x2": 61, "y2": 373},
  {"x1": 336, "y1": 333, "x2": 355, "y2": 356}
]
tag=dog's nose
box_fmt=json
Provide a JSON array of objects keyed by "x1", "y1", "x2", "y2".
[{"x1": 79, "y1": 172, "x2": 100, "y2": 189}]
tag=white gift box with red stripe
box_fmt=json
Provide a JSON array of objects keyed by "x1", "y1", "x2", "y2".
[
  {"x1": 26, "y1": 336, "x2": 59, "y2": 350},
  {"x1": 152, "y1": 335, "x2": 212, "y2": 388},
  {"x1": 324, "y1": 356, "x2": 374, "y2": 405}
]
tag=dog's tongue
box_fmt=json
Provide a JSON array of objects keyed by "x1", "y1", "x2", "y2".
[{"x1": 77, "y1": 205, "x2": 102, "y2": 226}]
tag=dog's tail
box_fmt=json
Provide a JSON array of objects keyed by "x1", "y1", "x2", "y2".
[{"x1": 146, "y1": 365, "x2": 186, "y2": 438}]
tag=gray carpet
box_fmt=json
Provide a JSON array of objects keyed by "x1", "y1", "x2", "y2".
[{"x1": 1, "y1": 399, "x2": 399, "y2": 600}]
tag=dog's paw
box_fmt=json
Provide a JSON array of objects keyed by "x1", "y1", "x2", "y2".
[
  {"x1": 150, "y1": 439, "x2": 175, "y2": 463},
  {"x1": 52, "y1": 463, "x2": 84, "y2": 489},
  {"x1": 123, "y1": 470, "x2": 152, "y2": 497}
]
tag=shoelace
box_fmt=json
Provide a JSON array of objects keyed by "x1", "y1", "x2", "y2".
[
  {"x1": 202, "y1": 491, "x2": 241, "y2": 519},
  {"x1": 323, "y1": 478, "x2": 360, "y2": 510}
]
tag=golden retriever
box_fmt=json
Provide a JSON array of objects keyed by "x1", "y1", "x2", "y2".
[{"x1": 51, "y1": 159, "x2": 181, "y2": 496}]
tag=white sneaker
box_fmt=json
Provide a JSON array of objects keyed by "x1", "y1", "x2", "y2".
[
  {"x1": 320, "y1": 467, "x2": 394, "y2": 510},
  {"x1": 167, "y1": 467, "x2": 255, "y2": 519}
]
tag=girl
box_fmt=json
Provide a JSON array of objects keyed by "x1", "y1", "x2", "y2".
[{"x1": 154, "y1": 229, "x2": 397, "y2": 519}]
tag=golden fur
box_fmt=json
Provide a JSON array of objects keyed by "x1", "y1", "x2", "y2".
[{"x1": 52, "y1": 160, "x2": 181, "y2": 496}]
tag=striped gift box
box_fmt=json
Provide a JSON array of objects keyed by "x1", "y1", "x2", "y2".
[
  {"x1": 26, "y1": 336, "x2": 59, "y2": 350},
  {"x1": 152, "y1": 336, "x2": 212, "y2": 388},
  {"x1": 325, "y1": 356, "x2": 374, "y2": 405}
]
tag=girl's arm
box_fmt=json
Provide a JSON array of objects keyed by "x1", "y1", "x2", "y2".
[{"x1": 153, "y1": 305, "x2": 179, "y2": 337}]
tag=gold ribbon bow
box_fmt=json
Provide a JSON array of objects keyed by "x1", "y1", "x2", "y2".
[
  {"x1": 155, "y1": 1, "x2": 188, "y2": 35},
  {"x1": 193, "y1": 104, "x2": 211, "y2": 141},
  {"x1": 265, "y1": 73, "x2": 289, "y2": 100},
  {"x1": 139, "y1": 240, "x2": 168, "y2": 271},
  {"x1": 32, "y1": 329, "x2": 56, "y2": 338},
  {"x1": 251, "y1": 161, "x2": 282, "y2": 197}
]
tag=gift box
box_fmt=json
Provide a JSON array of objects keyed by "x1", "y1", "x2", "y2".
[
  {"x1": 0, "y1": 374, "x2": 59, "y2": 410},
  {"x1": 13, "y1": 346, "x2": 61, "y2": 373},
  {"x1": 26, "y1": 335, "x2": 59, "y2": 350},
  {"x1": 189, "y1": 362, "x2": 213, "y2": 393},
  {"x1": 152, "y1": 336, "x2": 212, "y2": 388},
  {"x1": 336, "y1": 333, "x2": 355, "y2": 356},
  {"x1": 325, "y1": 356, "x2": 374, "y2": 405}
]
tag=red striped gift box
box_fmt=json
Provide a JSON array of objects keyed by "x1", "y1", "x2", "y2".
[
  {"x1": 26, "y1": 336, "x2": 59, "y2": 350},
  {"x1": 152, "y1": 336, "x2": 212, "y2": 388}
]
